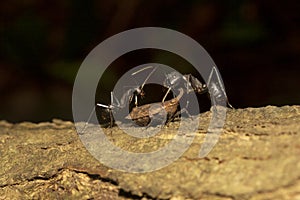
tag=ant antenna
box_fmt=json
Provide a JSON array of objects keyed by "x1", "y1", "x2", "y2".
[
  {"x1": 140, "y1": 66, "x2": 157, "y2": 90},
  {"x1": 131, "y1": 66, "x2": 157, "y2": 90},
  {"x1": 129, "y1": 66, "x2": 157, "y2": 107},
  {"x1": 131, "y1": 66, "x2": 154, "y2": 75}
]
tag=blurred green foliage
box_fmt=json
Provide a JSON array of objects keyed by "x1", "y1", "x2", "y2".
[{"x1": 2, "y1": 13, "x2": 47, "y2": 66}]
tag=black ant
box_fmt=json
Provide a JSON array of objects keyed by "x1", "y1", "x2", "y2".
[{"x1": 81, "y1": 65, "x2": 232, "y2": 132}]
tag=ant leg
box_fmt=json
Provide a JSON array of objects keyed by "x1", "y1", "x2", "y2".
[
  {"x1": 96, "y1": 103, "x2": 110, "y2": 108},
  {"x1": 120, "y1": 88, "x2": 134, "y2": 108},
  {"x1": 79, "y1": 106, "x2": 96, "y2": 134},
  {"x1": 179, "y1": 108, "x2": 192, "y2": 118},
  {"x1": 227, "y1": 102, "x2": 235, "y2": 109},
  {"x1": 96, "y1": 92, "x2": 116, "y2": 128},
  {"x1": 135, "y1": 95, "x2": 138, "y2": 107},
  {"x1": 166, "y1": 107, "x2": 194, "y2": 126},
  {"x1": 97, "y1": 91, "x2": 118, "y2": 110},
  {"x1": 109, "y1": 108, "x2": 113, "y2": 128},
  {"x1": 111, "y1": 91, "x2": 122, "y2": 108},
  {"x1": 207, "y1": 66, "x2": 234, "y2": 109},
  {"x1": 162, "y1": 87, "x2": 171, "y2": 103},
  {"x1": 183, "y1": 74, "x2": 192, "y2": 93}
]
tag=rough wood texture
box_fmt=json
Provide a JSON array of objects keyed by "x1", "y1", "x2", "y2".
[{"x1": 1, "y1": 106, "x2": 300, "y2": 199}]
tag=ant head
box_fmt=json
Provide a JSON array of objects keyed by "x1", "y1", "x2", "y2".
[
  {"x1": 196, "y1": 83, "x2": 208, "y2": 94},
  {"x1": 135, "y1": 87, "x2": 142, "y2": 94},
  {"x1": 190, "y1": 75, "x2": 208, "y2": 94}
]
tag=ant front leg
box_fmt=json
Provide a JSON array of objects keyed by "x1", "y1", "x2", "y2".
[
  {"x1": 79, "y1": 106, "x2": 96, "y2": 134},
  {"x1": 96, "y1": 91, "x2": 121, "y2": 128},
  {"x1": 162, "y1": 71, "x2": 187, "y2": 103},
  {"x1": 162, "y1": 87, "x2": 171, "y2": 103},
  {"x1": 207, "y1": 66, "x2": 234, "y2": 109},
  {"x1": 119, "y1": 88, "x2": 139, "y2": 109}
]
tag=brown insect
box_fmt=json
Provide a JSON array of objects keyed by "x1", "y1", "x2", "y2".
[{"x1": 125, "y1": 88, "x2": 184, "y2": 126}]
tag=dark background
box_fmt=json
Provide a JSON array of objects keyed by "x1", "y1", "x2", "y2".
[{"x1": 1, "y1": 0, "x2": 299, "y2": 123}]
